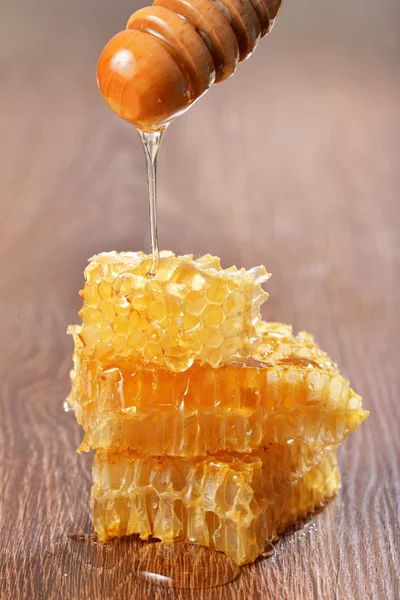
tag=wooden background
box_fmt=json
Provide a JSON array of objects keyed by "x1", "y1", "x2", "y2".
[{"x1": 0, "y1": 0, "x2": 399, "y2": 598}]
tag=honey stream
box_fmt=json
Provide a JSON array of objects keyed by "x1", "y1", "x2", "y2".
[{"x1": 138, "y1": 129, "x2": 166, "y2": 276}]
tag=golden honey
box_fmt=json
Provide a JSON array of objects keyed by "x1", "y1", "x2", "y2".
[
  {"x1": 76, "y1": 251, "x2": 269, "y2": 372},
  {"x1": 91, "y1": 447, "x2": 340, "y2": 565},
  {"x1": 68, "y1": 321, "x2": 367, "y2": 455},
  {"x1": 67, "y1": 253, "x2": 368, "y2": 563}
]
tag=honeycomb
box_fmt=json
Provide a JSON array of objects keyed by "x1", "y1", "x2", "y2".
[
  {"x1": 91, "y1": 447, "x2": 340, "y2": 565},
  {"x1": 76, "y1": 251, "x2": 269, "y2": 371},
  {"x1": 67, "y1": 252, "x2": 368, "y2": 563},
  {"x1": 68, "y1": 322, "x2": 368, "y2": 455}
]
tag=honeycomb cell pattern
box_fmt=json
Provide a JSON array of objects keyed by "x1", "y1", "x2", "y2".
[
  {"x1": 67, "y1": 252, "x2": 368, "y2": 563},
  {"x1": 68, "y1": 322, "x2": 368, "y2": 455},
  {"x1": 77, "y1": 251, "x2": 270, "y2": 372},
  {"x1": 91, "y1": 448, "x2": 341, "y2": 565}
]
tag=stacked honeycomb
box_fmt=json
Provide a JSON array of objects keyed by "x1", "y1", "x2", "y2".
[{"x1": 68, "y1": 252, "x2": 368, "y2": 565}]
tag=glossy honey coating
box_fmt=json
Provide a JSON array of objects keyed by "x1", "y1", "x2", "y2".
[
  {"x1": 97, "y1": 0, "x2": 283, "y2": 129},
  {"x1": 91, "y1": 448, "x2": 340, "y2": 564},
  {"x1": 74, "y1": 251, "x2": 269, "y2": 372},
  {"x1": 68, "y1": 321, "x2": 367, "y2": 455},
  {"x1": 154, "y1": 0, "x2": 239, "y2": 81},
  {"x1": 127, "y1": 6, "x2": 216, "y2": 98}
]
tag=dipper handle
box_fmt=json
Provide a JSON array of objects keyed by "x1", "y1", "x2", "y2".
[{"x1": 97, "y1": 0, "x2": 283, "y2": 130}]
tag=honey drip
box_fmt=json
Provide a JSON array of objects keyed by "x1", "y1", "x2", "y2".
[{"x1": 138, "y1": 129, "x2": 165, "y2": 276}]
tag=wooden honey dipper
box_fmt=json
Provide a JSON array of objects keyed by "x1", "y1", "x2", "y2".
[{"x1": 97, "y1": 0, "x2": 283, "y2": 131}]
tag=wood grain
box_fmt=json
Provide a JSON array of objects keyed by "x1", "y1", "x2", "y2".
[{"x1": 0, "y1": 1, "x2": 399, "y2": 598}]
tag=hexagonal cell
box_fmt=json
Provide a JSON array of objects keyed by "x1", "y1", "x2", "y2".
[
  {"x1": 183, "y1": 290, "x2": 207, "y2": 315},
  {"x1": 83, "y1": 285, "x2": 101, "y2": 308},
  {"x1": 201, "y1": 305, "x2": 225, "y2": 327},
  {"x1": 220, "y1": 316, "x2": 246, "y2": 337},
  {"x1": 112, "y1": 316, "x2": 130, "y2": 335},
  {"x1": 147, "y1": 298, "x2": 168, "y2": 321},
  {"x1": 198, "y1": 327, "x2": 224, "y2": 348},
  {"x1": 204, "y1": 279, "x2": 228, "y2": 304},
  {"x1": 128, "y1": 329, "x2": 147, "y2": 348},
  {"x1": 98, "y1": 279, "x2": 113, "y2": 300},
  {"x1": 98, "y1": 299, "x2": 116, "y2": 321},
  {"x1": 182, "y1": 313, "x2": 200, "y2": 332},
  {"x1": 143, "y1": 342, "x2": 164, "y2": 362},
  {"x1": 223, "y1": 293, "x2": 247, "y2": 317}
]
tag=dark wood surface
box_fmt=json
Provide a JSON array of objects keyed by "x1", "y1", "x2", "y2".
[{"x1": 1, "y1": 1, "x2": 399, "y2": 599}]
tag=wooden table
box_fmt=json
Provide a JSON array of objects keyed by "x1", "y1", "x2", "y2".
[{"x1": 1, "y1": 1, "x2": 399, "y2": 598}]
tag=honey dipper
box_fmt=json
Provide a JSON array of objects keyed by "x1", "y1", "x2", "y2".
[{"x1": 97, "y1": 0, "x2": 283, "y2": 131}]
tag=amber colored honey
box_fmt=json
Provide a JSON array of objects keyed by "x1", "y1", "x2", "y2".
[
  {"x1": 76, "y1": 251, "x2": 269, "y2": 372},
  {"x1": 67, "y1": 252, "x2": 368, "y2": 565},
  {"x1": 68, "y1": 317, "x2": 367, "y2": 455},
  {"x1": 91, "y1": 448, "x2": 341, "y2": 565}
]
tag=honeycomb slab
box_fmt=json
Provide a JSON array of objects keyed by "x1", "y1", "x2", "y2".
[
  {"x1": 67, "y1": 252, "x2": 368, "y2": 564},
  {"x1": 92, "y1": 447, "x2": 340, "y2": 564},
  {"x1": 68, "y1": 322, "x2": 367, "y2": 455},
  {"x1": 76, "y1": 251, "x2": 269, "y2": 371}
]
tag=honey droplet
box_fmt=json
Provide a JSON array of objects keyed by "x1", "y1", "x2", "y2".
[
  {"x1": 261, "y1": 542, "x2": 276, "y2": 559},
  {"x1": 132, "y1": 542, "x2": 239, "y2": 589}
]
